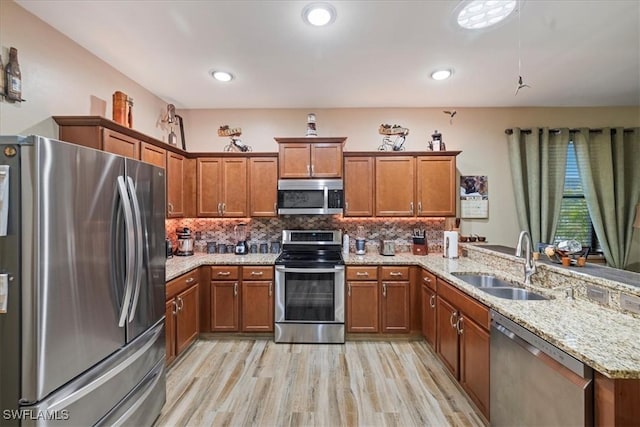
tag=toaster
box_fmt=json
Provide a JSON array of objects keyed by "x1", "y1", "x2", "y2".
[{"x1": 379, "y1": 240, "x2": 395, "y2": 256}]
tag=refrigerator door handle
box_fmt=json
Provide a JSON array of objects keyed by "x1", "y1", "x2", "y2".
[
  {"x1": 126, "y1": 176, "x2": 143, "y2": 322},
  {"x1": 116, "y1": 176, "x2": 136, "y2": 327}
]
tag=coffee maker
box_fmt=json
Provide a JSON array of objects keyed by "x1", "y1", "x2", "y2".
[
  {"x1": 234, "y1": 223, "x2": 249, "y2": 255},
  {"x1": 175, "y1": 228, "x2": 194, "y2": 256}
]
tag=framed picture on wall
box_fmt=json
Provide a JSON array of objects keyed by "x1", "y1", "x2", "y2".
[{"x1": 460, "y1": 175, "x2": 488, "y2": 218}]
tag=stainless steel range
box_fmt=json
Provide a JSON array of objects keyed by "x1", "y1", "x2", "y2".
[{"x1": 274, "y1": 230, "x2": 345, "y2": 343}]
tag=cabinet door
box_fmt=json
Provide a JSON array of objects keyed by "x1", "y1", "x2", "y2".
[
  {"x1": 380, "y1": 281, "x2": 410, "y2": 333},
  {"x1": 347, "y1": 281, "x2": 379, "y2": 333},
  {"x1": 460, "y1": 315, "x2": 490, "y2": 419},
  {"x1": 176, "y1": 283, "x2": 200, "y2": 354},
  {"x1": 102, "y1": 129, "x2": 139, "y2": 159},
  {"x1": 210, "y1": 281, "x2": 240, "y2": 331},
  {"x1": 197, "y1": 158, "x2": 223, "y2": 217},
  {"x1": 165, "y1": 299, "x2": 176, "y2": 365},
  {"x1": 416, "y1": 156, "x2": 456, "y2": 216},
  {"x1": 140, "y1": 142, "x2": 166, "y2": 169},
  {"x1": 241, "y1": 281, "x2": 274, "y2": 332},
  {"x1": 221, "y1": 158, "x2": 248, "y2": 217},
  {"x1": 436, "y1": 296, "x2": 459, "y2": 378},
  {"x1": 311, "y1": 143, "x2": 343, "y2": 178},
  {"x1": 421, "y1": 285, "x2": 437, "y2": 347},
  {"x1": 279, "y1": 143, "x2": 311, "y2": 178},
  {"x1": 249, "y1": 157, "x2": 278, "y2": 217},
  {"x1": 167, "y1": 152, "x2": 186, "y2": 217},
  {"x1": 375, "y1": 157, "x2": 415, "y2": 216},
  {"x1": 344, "y1": 157, "x2": 374, "y2": 216}
]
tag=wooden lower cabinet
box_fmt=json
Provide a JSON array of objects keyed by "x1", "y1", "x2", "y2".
[
  {"x1": 241, "y1": 266, "x2": 274, "y2": 332},
  {"x1": 211, "y1": 280, "x2": 240, "y2": 331},
  {"x1": 165, "y1": 300, "x2": 176, "y2": 365},
  {"x1": 166, "y1": 270, "x2": 200, "y2": 364},
  {"x1": 459, "y1": 314, "x2": 490, "y2": 418},
  {"x1": 594, "y1": 372, "x2": 640, "y2": 426},
  {"x1": 435, "y1": 278, "x2": 490, "y2": 419},
  {"x1": 175, "y1": 283, "x2": 200, "y2": 354},
  {"x1": 347, "y1": 281, "x2": 379, "y2": 333},
  {"x1": 381, "y1": 281, "x2": 410, "y2": 333}
]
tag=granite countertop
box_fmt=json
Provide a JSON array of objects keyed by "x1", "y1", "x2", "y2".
[{"x1": 165, "y1": 251, "x2": 640, "y2": 379}]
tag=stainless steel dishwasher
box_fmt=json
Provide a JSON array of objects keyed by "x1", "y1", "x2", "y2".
[{"x1": 490, "y1": 310, "x2": 593, "y2": 426}]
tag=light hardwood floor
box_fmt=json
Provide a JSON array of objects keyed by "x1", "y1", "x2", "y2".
[{"x1": 156, "y1": 339, "x2": 486, "y2": 427}]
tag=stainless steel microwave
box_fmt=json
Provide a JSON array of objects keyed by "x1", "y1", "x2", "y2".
[{"x1": 277, "y1": 179, "x2": 344, "y2": 215}]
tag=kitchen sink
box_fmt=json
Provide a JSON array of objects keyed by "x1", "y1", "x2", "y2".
[
  {"x1": 451, "y1": 272, "x2": 549, "y2": 300},
  {"x1": 481, "y1": 287, "x2": 548, "y2": 300},
  {"x1": 451, "y1": 273, "x2": 515, "y2": 288}
]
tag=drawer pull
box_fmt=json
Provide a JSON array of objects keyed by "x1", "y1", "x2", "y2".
[
  {"x1": 389, "y1": 272, "x2": 403, "y2": 277},
  {"x1": 185, "y1": 277, "x2": 195, "y2": 284},
  {"x1": 250, "y1": 271, "x2": 264, "y2": 276},
  {"x1": 423, "y1": 277, "x2": 431, "y2": 283},
  {"x1": 356, "y1": 272, "x2": 369, "y2": 276},
  {"x1": 217, "y1": 271, "x2": 231, "y2": 276}
]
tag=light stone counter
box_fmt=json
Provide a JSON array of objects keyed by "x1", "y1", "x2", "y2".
[{"x1": 165, "y1": 250, "x2": 640, "y2": 379}]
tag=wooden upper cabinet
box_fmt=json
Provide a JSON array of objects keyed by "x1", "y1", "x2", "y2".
[
  {"x1": 279, "y1": 143, "x2": 312, "y2": 178},
  {"x1": 310, "y1": 143, "x2": 343, "y2": 177},
  {"x1": 140, "y1": 142, "x2": 167, "y2": 169},
  {"x1": 416, "y1": 156, "x2": 456, "y2": 217},
  {"x1": 167, "y1": 152, "x2": 186, "y2": 217},
  {"x1": 249, "y1": 157, "x2": 278, "y2": 217},
  {"x1": 276, "y1": 138, "x2": 345, "y2": 178},
  {"x1": 197, "y1": 157, "x2": 247, "y2": 217},
  {"x1": 375, "y1": 156, "x2": 415, "y2": 216},
  {"x1": 344, "y1": 157, "x2": 374, "y2": 216},
  {"x1": 102, "y1": 129, "x2": 139, "y2": 159},
  {"x1": 197, "y1": 157, "x2": 222, "y2": 216}
]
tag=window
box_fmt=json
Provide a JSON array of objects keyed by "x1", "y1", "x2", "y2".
[{"x1": 554, "y1": 141, "x2": 599, "y2": 250}]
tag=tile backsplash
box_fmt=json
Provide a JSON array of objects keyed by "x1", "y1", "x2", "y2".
[{"x1": 166, "y1": 216, "x2": 446, "y2": 253}]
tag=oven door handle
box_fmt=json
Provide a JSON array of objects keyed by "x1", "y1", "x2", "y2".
[{"x1": 275, "y1": 266, "x2": 345, "y2": 274}]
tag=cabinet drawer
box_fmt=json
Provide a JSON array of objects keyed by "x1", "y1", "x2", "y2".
[
  {"x1": 421, "y1": 269, "x2": 436, "y2": 291},
  {"x1": 380, "y1": 266, "x2": 410, "y2": 281},
  {"x1": 242, "y1": 266, "x2": 273, "y2": 280},
  {"x1": 210, "y1": 266, "x2": 239, "y2": 280},
  {"x1": 346, "y1": 266, "x2": 378, "y2": 281},
  {"x1": 437, "y1": 278, "x2": 489, "y2": 330},
  {"x1": 166, "y1": 269, "x2": 199, "y2": 300}
]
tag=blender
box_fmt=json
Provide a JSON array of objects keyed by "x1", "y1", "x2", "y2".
[{"x1": 234, "y1": 223, "x2": 249, "y2": 255}]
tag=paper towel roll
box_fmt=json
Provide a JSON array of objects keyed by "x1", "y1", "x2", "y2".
[{"x1": 444, "y1": 231, "x2": 459, "y2": 259}]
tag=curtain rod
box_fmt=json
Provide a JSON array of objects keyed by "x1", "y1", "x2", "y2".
[{"x1": 504, "y1": 128, "x2": 635, "y2": 135}]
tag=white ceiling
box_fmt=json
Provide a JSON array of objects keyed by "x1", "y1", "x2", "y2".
[{"x1": 17, "y1": 0, "x2": 640, "y2": 109}]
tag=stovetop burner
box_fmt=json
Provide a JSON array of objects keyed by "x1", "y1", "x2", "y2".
[{"x1": 275, "y1": 230, "x2": 344, "y2": 267}]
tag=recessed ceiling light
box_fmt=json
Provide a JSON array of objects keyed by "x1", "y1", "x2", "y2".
[
  {"x1": 456, "y1": 0, "x2": 517, "y2": 30},
  {"x1": 431, "y1": 69, "x2": 453, "y2": 81},
  {"x1": 211, "y1": 70, "x2": 233, "y2": 82},
  {"x1": 302, "y1": 2, "x2": 337, "y2": 26}
]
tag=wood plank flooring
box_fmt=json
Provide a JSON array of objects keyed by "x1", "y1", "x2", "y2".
[{"x1": 156, "y1": 339, "x2": 486, "y2": 427}]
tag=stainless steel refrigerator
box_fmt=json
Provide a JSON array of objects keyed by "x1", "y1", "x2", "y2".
[{"x1": 0, "y1": 135, "x2": 166, "y2": 426}]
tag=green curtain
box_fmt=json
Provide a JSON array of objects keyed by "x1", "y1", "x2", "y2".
[
  {"x1": 573, "y1": 128, "x2": 640, "y2": 269},
  {"x1": 507, "y1": 128, "x2": 569, "y2": 246}
]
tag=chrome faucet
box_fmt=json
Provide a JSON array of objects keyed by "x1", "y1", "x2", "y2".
[{"x1": 515, "y1": 230, "x2": 537, "y2": 284}]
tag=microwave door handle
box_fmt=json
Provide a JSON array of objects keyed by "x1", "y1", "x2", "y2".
[
  {"x1": 126, "y1": 176, "x2": 143, "y2": 322},
  {"x1": 116, "y1": 176, "x2": 135, "y2": 327},
  {"x1": 324, "y1": 186, "x2": 329, "y2": 210}
]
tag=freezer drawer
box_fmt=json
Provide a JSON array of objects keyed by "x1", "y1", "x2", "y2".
[{"x1": 19, "y1": 320, "x2": 164, "y2": 427}]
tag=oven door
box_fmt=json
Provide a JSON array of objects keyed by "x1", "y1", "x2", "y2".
[{"x1": 275, "y1": 266, "x2": 345, "y2": 323}]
